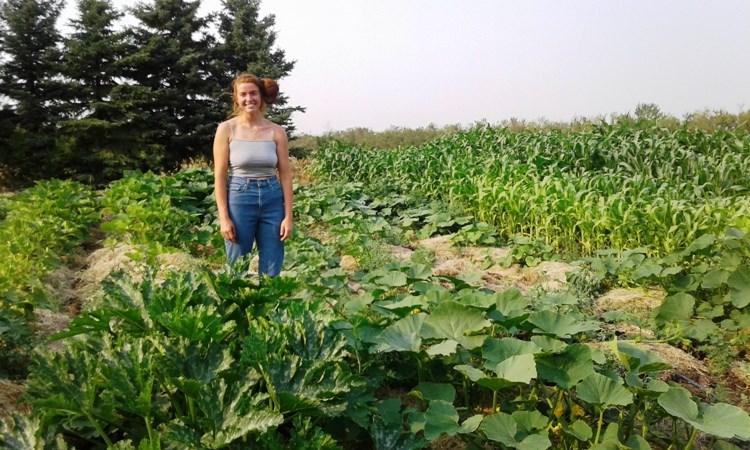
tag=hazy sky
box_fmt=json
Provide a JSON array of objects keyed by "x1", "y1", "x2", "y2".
[{"x1": 63, "y1": 0, "x2": 750, "y2": 135}]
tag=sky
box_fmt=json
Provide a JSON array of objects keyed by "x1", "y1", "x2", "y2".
[{"x1": 62, "y1": 0, "x2": 750, "y2": 135}]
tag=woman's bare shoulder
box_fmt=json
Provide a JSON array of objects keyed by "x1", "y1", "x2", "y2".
[{"x1": 269, "y1": 122, "x2": 288, "y2": 139}]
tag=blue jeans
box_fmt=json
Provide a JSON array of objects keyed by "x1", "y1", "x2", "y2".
[{"x1": 225, "y1": 175, "x2": 285, "y2": 277}]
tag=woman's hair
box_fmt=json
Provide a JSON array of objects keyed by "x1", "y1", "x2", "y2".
[{"x1": 230, "y1": 74, "x2": 279, "y2": 117}]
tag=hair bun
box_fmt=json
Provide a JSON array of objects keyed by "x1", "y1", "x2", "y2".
[{"x1": 260, "y1": 78, "x2": 279, "y2": 105}]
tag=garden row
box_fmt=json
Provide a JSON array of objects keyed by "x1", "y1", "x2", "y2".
[{"x1": 2, "y1": 167, "x2": 749, "y2": 449}]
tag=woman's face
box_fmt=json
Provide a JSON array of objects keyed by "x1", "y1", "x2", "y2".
[{"x1": 236, "y1": 82, "x2": 262, "y2": 114}]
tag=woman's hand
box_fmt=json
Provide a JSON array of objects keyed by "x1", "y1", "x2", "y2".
[
  {"x1": 280, "y1": 217, "x2": 293, "y2": 241},
  {"x1": 220, "y1": 218, "x2": 236, "y2": 243}
]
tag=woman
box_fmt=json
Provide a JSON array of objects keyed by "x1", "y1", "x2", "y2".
[{"x1": 213, "y1": 74, "x2": 293, "y2": 276}]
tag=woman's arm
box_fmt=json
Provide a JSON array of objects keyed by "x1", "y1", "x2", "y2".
[
  {"x1": 213, "y1": 121, "x2": 235, "y2": 242},
  {"x1": 275, "y1": 125, "x2": 294, "y2": 241}
]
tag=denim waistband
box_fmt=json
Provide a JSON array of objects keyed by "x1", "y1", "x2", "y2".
[{"x1": 228, "y1": 175, "x2": 278, "y2": 187}]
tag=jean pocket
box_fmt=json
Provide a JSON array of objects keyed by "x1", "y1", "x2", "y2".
[{"x1": 228, "y1": 179, "x2": 246, "y2": 192}]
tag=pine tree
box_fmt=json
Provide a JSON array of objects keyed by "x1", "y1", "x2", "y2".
[
  {"x1": 62, "y1": 0, "x2": 125, "y2": 120},
  {"x1": 212, "y1": 0, "x2": 303, "y2": 134},
  {"x1": 0, "y1": 0, "x2": 65, "y2": 182},
  {"x1": 117, "y1": 0, "x2": 216, "y2": 169},
  {"x1": 58, "y1": 0, "x2": 136, "y2": 183}
]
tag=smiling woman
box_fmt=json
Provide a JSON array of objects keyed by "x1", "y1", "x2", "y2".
[{"x1": 212, "y1": 74, "x2": 294, "y2": 277}]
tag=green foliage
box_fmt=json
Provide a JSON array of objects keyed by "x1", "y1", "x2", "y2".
[
  {"x1": 0, "y1": 179, "x2": 97, "y2": 377},
  {"x1": 658, "y1": 386, "x2": 750, "y2": 441},
  {"x1": 312, "y1": 122, "x2": 750, "y2": 257},
  {"x1": 7, "y1": 167, "x2": 750, "y2": 449},
  {"x1": 0, "y1": 0, "x2": 301, "y2": 186},
  {"x1": 0, "y1": 0, "x2": 66, "y2": 183},
  {"x1": 99, "y1": 168, "x2": 217, "y2": 255}
]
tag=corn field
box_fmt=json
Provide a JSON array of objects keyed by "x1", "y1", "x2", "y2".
[{"x1": 312, "y1": 122, "x2": 750, "y2": 256}]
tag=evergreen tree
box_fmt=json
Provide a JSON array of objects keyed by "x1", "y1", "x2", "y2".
[
  {"x1": 62, "y1": 0, "x2": 125, "y2": 120},
  {"x1": 58, "y1": 0, "x2": 135, "y2": 183},
  {"x1": 0, "y1": 0, "x2": 65, "y2": 183},
  {"x1": 212, "y1": 0, "x2": 303, "y2": 134},
  {"x1": 117, "y1": 0, "x2": 216, "y2": 169}
]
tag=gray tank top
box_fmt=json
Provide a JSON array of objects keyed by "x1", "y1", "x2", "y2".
[{"x1": 228, "y1": 123, "x2": 278, "y2": 178}]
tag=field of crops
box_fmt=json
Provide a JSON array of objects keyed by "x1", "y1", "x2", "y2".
[
  {"x1": 2, "y1": 121, "x2": 750, "y2": 449},
  {"x1": 314, "y1": 122, "x2": 750, "y2": 256}
]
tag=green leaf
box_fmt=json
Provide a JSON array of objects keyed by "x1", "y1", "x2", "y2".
[
  {"x1": 372, "y1": 313, "x2": 426, "y2": 353},
  {"x1": 589, "y1": 423, "x2": 622, "y2": 450},
  {"x1": 412, "y1": 383, "x2": 455, "y2": 403},
  {"x1": 492, "y1": 288, "x2": 527, "y2": 318},
  {"x1": 654, "y1": 293, "x2": 695, "y2": 326},
  {"x1": 562, "y1": 419, "x2": 592, "y2": 441},
  {"x1": 492, "y1": 354, "x2": 537, "y2": 384},
  {"x1": 536, "y1": 344, "x2": 595, "y2": 390},
  {"x1": 685, "y1": 234, "x2": 716, "y2": 254},
  {"x1": 426, "y1": 339, "x2": 458, "y2": 356},
  {"x1": 459, "y1": 415, "x2": 484, "y2": 434},
  {"x1": 527, "y1": 310, "x2": 599, "y2": 338},
  {"x1": 727, "y1": 265, "x2": 750, "y2": 308},
  {"x1": 379, "y1": 295, "x2": 424, "y2": 312},
  {"x1": 658, "y1": 386, "x2": 750, "y2": 440},
  {"x1": 423, "y1": 400, "x2": 460, "y2": 441},
  {"x1": 454, "y1": 364, "x2": 486, "y2": 382},
  {"x1": 421, "y1": 301, "x2": 490, "y2": 349},
  {"x1": 480, "y1": 412, "x2": 551, "y2": 450},
  {"x1": 376, "y1": 271, "x2": 408, "y2": 287},
  {"x1": 625, "y1": 435, "x2": 653, "y2": 449},
  {"x1": 701, "y1": 268, "x2": 729, "y2": 289},
  {"x1": 575, "y1": 373, "x2": 633, "y2": 407},
  {"x1": 530, "y1": 335, "x2": 567, "y2": 352},
  {"x1": 632, "y1": 261, "x2": 663, "y2": 280},
  {"x1": 614, "y1": 341, "x2": 671, "y2": 375},
  {"x1": 482, "y1": 337, "x2": 541, "y2": 367}
]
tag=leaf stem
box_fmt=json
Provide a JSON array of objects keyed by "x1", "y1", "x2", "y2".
[
  {"x1": 594, "y1": 407, "x2": 604, "y2": 444},
  {"x1": 463, "y1": 375, "x2": 471, "y2": 412},
  {"x1": 187, "y1": 396, "x2": 197, "y2": 425},
  {"x1": 683, "y1": 427, "x2": 698, "y2": 450},
  {"x1": 86, "y1": 412, "x2": 114, "y2": 447}
]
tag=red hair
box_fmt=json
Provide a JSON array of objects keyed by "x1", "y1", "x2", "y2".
[{"x1": 230, "y1": 74, "x2": 279, "y2": 117}]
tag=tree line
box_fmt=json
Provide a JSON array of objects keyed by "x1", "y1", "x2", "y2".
[{"x1": 0, "y1": 0, "x2": 301, "y2": 187}]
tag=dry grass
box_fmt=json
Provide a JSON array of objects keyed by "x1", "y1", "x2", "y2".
[
  {"x1": 593, "y1": 288, "x2": 665, "y2": 322},
  {"x1": 0, "y1": 381, "x2": 29, "y2": 417}
]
